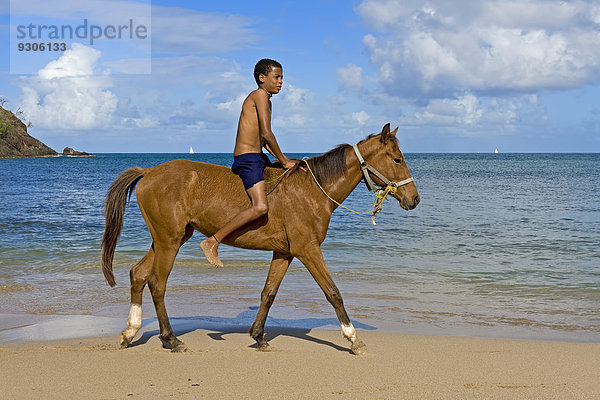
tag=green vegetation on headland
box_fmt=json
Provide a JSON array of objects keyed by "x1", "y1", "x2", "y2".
[{"x1": 0, "y1": 105, "x2": 94, "y2": 158}]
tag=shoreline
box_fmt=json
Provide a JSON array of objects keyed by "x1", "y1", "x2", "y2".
[
  {"x1": 2, "y1": 311, "x2": 599, "y2": 346},
  {"x1": 1, "y1": 325, "x2": 599, "y2": 399}
]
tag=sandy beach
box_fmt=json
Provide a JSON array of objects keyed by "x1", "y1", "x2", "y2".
[{"x1": 1, "y1": 324, "x2": 599, "y2": 400}]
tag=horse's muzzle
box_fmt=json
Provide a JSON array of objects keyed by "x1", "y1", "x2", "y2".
[{"x1": 401, "y1": 195, "x2": 420, "y2": 210}]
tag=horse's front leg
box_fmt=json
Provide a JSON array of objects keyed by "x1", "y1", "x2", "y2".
[
  {"x1": 296, "y1": 246, "x2": 367, "y2": 355},
  {"x1": 249, "y1": 252, "x2": 293, "y2": 350}
]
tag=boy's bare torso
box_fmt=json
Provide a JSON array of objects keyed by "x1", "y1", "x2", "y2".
[{"x1": 234, "y1": 89, "x2": 270, "y2": 156}]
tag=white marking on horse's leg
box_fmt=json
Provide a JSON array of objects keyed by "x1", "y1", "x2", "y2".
[
  {"x1": 342, "y1": 322, "x2": 367, "y2": 355},
  {"x1": 341, "y1": 322, "x2": 357, "y2": 343},
  {"x1": 121, "y1": 303, "x2": 142, "y2": 344},
  {"x1": 128, "y1": 303, "x2": 142, "y2": 329}
]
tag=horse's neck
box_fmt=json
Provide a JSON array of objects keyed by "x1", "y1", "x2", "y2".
[{"x1": 321, "y1": 148, "x2": 364, "y2": 212}]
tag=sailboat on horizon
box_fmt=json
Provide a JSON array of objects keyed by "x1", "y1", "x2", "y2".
[
  {"x1": 189, "y1": 146, "x2": 194, "y2": 154},
  {"x1": 494, "y1": 148, "x2": 499, "y2": 154}
]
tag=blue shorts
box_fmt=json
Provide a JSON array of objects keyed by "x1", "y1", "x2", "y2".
[{"x1": 232, "y1": 152, "x2": 272, "y2": 190}]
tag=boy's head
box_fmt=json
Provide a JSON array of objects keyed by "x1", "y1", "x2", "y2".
[{"x1": 254, "y1": 59, "x2": 283, "y2": 86}]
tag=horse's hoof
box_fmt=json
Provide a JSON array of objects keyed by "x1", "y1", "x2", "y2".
[
  {"x1": 257, "y1": 343, "x2": 271, "y2": 352},
  {"x1": 119, "y1": 333, "x2": 131, "y2": 349},
  {"x1": 160, "y1": 336, "x2": 190, "y2": 353},
  {"x1": 351, "y1": 340, "x2": 367, "y2": 356},
  {"x1": 171, "y1": 343, "x2": 190, "y2": 353}
]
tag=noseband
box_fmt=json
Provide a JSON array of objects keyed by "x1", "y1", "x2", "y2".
[{"x1": 352, "y1": 144, "x2": 414, "y2": 193}]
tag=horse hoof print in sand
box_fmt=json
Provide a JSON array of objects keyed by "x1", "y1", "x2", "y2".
[{"x1": 101, "y1": 123, "x2": 420, "y2": 355}]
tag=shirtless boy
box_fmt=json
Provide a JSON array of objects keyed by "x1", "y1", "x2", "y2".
[{"x1": 200, "y1": 59, "x2": 300, "y2": 268}]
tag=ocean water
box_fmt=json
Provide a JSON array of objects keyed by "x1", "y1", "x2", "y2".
[{"x1": 1, "y1": 153, "x2": 599, "y2": 342}]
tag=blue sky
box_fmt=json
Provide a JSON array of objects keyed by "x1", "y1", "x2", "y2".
[{"x1": 1, "y1": 0, "x2": 600, "y2": 153}]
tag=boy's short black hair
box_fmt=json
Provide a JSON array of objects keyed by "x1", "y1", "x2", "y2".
[{"x1": 254, "y1": 59, "x2": 282, "y2": 85}]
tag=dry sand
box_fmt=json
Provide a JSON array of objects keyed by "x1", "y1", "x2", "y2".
[{"x1": 1, "y1": 327, "x2": 599, "y2": 399}]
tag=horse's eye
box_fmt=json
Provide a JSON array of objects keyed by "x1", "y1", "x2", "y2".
[{"x1": 394, "y1": 157, "x2": 403, "y2": 164}]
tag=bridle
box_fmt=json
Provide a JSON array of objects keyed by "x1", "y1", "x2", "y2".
[
  {"x1": 352, "y1": 144, "x2": 414, "y2": 193},
  {"x1": 299, "y1": 142, "x2": 416, "y2": 225}
]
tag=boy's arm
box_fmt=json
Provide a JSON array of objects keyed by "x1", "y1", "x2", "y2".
[
  {"x1": 264, "y1": 143, "x2": 277, "y2": 158},
  {"x1": 255, "y1": 91, "x2": 296, "y2": 169}
]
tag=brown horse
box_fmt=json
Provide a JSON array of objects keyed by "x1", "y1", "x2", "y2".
[{"x1": 101, "y1": 123, "x2": 419, "y2": 355}]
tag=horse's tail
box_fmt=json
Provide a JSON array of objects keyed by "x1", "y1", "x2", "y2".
[{"x1": 101, "y1": 167, "x2": 145, "y2": 287}]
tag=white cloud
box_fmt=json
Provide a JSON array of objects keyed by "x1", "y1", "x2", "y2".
[
  {"x1": 409, "y1": 92, "x2": 544, "y2": 135},
  {"x1": 337, "y1": 64, "x2": 364, "y2": 91},
  {"x1": 185, "y1": 120, "x2": 207, "y2": 130},
  {"x1": 216, "y1": 93, "x2": 246, "y2": 112},
  {"x1": 414, "y1": 94, "x2": 483, "y2": 126},
  {"x1": 99, "y1": 56, "x2": 254, "y2": 131},
  {"x1": 280, "y1": 84, "x2": 313, "y2": 110},
  {"x1": 272, "y1": 114, "x2": 306, "y2": 130},
  {"x1": 356, "y1": 0, "x2": 419, "y2": 29},
  {"x1": 102, "y1": 58, "x2": 152, "y2": 75},
  {"x1": 18, "y1": 43, "x2": 118, "y2": 130},
  {"x1": 120, "y1": 116, "x2": 158, "y2": 129},
  {"x1": 267, "y1": 84, "x2": 314, "y2": 132},
  {"x1": 352, "y1": 111, "x2": 370, "y2": 125},
  {"x1": 37, "y1": 44, "x2": 98, "y2": 79},
  {"x1": 356, "y1": 0, "x2": 600, "y2": 96}
]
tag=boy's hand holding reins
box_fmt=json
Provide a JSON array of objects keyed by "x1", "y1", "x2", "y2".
[{"x1": 284, "y1": 158, "x2": 306, "y2": 172}]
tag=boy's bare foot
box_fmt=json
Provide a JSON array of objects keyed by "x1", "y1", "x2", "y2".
[{"x1": 200, "y1": 237, "x2": 223, "y2": 268}]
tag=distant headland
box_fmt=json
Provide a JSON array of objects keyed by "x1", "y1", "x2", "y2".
[
  {"x1": 0, "y1": 106, "x2": 95, "y2": 158},
  {"x1": 61, "y1": 147, "x2": 95, "y2": 157}
]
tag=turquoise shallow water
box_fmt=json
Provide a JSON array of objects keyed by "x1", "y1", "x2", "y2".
[{"x1": 1, "y1": 153, "x2": 599, "y2": 342}]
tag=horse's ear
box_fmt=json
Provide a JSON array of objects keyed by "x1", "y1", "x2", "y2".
[
  {"x1": 390, "y1": 126, "x2": 398, "y2": 136},
  {"x1": 382, "y1": 123, "x2": 390, "y2": 135},
  {"x1": 380, "y1": 123, "x2": 391, "y2": 142}
]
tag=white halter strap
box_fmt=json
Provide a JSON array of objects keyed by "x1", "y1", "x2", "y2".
[{"x1": 352, "y1": 144, "x2": 414, "y2": 192}]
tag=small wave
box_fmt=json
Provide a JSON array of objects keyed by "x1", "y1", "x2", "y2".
[
  {"x1": 494, "y1": 316, "x2": 593, "y2": 332},
  {"x1": 168, "y1": 284, "x2": 253, "y2": 292},
  {"x1": 0, "y1": 284, "x2": 35, "y2": 292}
]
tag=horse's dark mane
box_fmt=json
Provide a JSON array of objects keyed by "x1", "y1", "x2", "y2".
[
  {"x1": 306, "y1": 144, "x2": 351, "y2": 185},
  {"x1": 305, "y1": 133, "x2": 398, "y2": 185}
]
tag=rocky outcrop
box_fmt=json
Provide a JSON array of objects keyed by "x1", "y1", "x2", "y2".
[
  {"x1": 62, "y1": 147, "x2": 95, "y2": 157},
  {"x1": 0, "y1": 106, "x2": 57, "y2": 158}
]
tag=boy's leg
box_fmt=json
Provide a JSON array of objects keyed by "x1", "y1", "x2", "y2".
[{"x1": 200, "y1": 181, "x2": 268, "y2": 268}]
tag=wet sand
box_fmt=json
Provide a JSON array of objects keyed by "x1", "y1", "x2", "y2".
[{"x1": 1, "y1": 322, "x2": 599, "y2": 399}]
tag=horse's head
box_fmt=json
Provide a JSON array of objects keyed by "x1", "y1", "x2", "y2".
[{"x1": 358, "y1": 123, "x2": 420, "y2": 210}]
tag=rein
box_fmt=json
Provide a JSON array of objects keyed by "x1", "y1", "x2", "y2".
[{"x1": 302, "y1": 144, "x2": 415, "y2": 225}]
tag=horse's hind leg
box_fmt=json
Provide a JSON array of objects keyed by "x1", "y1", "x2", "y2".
[
  {"x1": 297, "y1": 247, "x2": 367, "y2": 355},
  {"x1": 120, "y1": 246, "x2": 154, "y2": 348},
  {"x1": 148, "y1": 241, "x2": 188, "y2": 352},
  {"x1": 249, "y1": 252, "x2": 293, "y2": 350}
]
